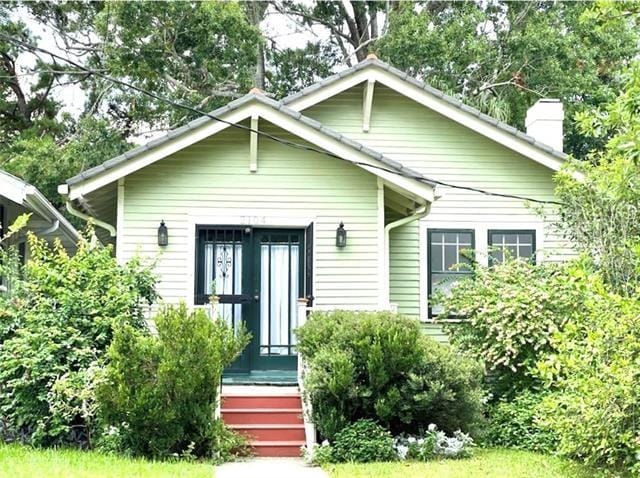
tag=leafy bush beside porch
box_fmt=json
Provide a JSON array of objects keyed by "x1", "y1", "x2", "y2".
[
  {"x1": 296, "y1": 310, "x2": 484, "y2": 442},
  {"x1": 97, "y1": 303, "x2": 250, "y2": 459},
  {"x1": 440, "y1": 256, "x2": 640, "y2": 474},
  {"x1": 0, "y1": 232, "x2": 156, "y2": 447},
  {"x1": 0, "y1": 230, "x2": 251, "y2": 463}
]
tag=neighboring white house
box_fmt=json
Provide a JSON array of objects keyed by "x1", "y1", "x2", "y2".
[
  {"x1": 58, "y1": 56, "x2": 571, "y2": 374},
  {"x1": 1, "y1": 169, "x2": 80, "y2": 259}
]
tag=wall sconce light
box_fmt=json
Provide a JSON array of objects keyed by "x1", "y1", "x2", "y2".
[
  {"x1": 158, "y1": 220, "x2": 168, "y2": 247},
  {"x1": 336, "y1": 221, "x2": 347, "y2": 248}
]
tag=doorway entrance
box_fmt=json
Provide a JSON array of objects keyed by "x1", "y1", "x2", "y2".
[{"x1": 195, "y1": 226, "x2": 308, "y2": 375}]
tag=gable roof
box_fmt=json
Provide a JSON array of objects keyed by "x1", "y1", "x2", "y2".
[
  {"x1": 62, "y1": 93, "x2": 435, "y2": 204},
  {"x1": 282, "y1": 57, "x2": 567, "y2": 171},
  {"x1": 1, "y1": 170, "x2": 80, "y2": 242}
]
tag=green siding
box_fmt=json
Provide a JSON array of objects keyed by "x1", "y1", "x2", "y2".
[
  {"x1": 305, "y1": 83, "x2": 573, "y2": 319},
  {"x1": 423, "y1": 323, "x2": 448, "y2": 344},
  {"x1": 120, "y1": 121, "x2": 383, "y2": 309},
  {"x1": 389, "y1": 221, "x2": 420, "y2": 316}
]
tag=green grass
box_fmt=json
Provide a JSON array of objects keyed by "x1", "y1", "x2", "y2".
[
  {"x1": 0, "y1": 444, "x2": 215, "y2": 478},
  {"x1": 326, "y1": 449, "x2": 601, "y2": 478}
]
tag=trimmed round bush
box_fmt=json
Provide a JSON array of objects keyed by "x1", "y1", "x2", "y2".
[
  {"x1": 297, "y1": 310, "x2": 484, "y2": 440},
  {"x1": 332, "y1": 419, "x2": 396, "y2": 463}
]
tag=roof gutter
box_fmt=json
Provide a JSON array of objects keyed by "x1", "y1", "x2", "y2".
[
  {"x1": 65, "y1": 200, "x2": 116, "y2": 237},
  {"x1": 23, "y1": 186, "x2": 80, "y2": 243},
  {"x1": 383, "y1": 201, "x2": 431, "y2": 309}
]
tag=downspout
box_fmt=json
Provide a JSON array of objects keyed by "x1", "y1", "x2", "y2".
[
  {"x1": 41, "y1": 220, "x2": 60, "y2": 236},
  {"x1": 383, "y1": 202, "x2": 431, "y2": 309},
  {"x1": 65, "y1": 200, "x2": 117, "y2": 237}
]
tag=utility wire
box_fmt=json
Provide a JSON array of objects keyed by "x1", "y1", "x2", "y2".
[{"x1": 2, "y1": 33, "x2": 563, "y2": 206}]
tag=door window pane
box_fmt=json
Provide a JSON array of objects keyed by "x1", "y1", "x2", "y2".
[
  {"x1": 196, "y1": 228, "x2": 245, "y2": 331},
  {"x1": 260, "y1": 235, "x2": 300, "y2": 356}
]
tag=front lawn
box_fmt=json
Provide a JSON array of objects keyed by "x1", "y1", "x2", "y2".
[
  {"x1": 326, "y1": 449, "x2": 601, "y2": 478},
  {"x1": 0, "y1": 444, "x2": 215, "y2": 478}
]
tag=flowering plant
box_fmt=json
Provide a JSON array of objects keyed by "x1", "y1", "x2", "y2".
[{"x1": 394, "y1": 424, "x2": 474, "y2": 461}]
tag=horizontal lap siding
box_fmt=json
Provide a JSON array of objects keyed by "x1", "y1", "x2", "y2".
[
  {"x1": 389, "y1": 222, "x2": 419, "y2": 316},
  {"x1": 120, "y1": 123, "x2": 381, "y2": 309},
  {"x1": 306, "y1": 84, "x2": 574, "y2": 319}
]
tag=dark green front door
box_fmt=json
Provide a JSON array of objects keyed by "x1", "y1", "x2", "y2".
[
  {"x1": 202, "y1": 227, "x2": 304, "y2": 374},
  {"x1": 248, "y1": 229, "x2": 304, "y2": 371}
]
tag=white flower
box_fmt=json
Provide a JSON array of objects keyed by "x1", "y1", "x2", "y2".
[
  {"x1": 321, "y1": 439, "x2": 330, "y2": 447},
  {"x1": 396, "y1": 445, "x2": 409, "y2": 460},
  {"x1": 428, "y1": 423, "x2": 438, "y2": 432},
  {"x1": 408, "y1": 436, "x2": 416, "y2": 444}
]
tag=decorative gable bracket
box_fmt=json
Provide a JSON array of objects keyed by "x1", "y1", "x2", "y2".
[{"x1": 362, "y1": 79, "x2": 375, "y2": 132}]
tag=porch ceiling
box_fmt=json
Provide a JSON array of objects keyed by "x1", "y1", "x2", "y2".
[{"x1": 384, "y1": 186, "x2": 423, "y2": 223}]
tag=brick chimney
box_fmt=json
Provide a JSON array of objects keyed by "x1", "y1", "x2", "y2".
[{"x1": 525, "y1": 99, "x2": 564, "y2": 152}]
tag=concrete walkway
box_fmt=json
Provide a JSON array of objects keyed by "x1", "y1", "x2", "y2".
[{"x1": 216, "y1": 458, "x2": 329, "y2": 478}]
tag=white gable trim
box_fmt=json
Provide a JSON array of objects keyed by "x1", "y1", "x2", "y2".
[
  {"x1": 1, "y1": 171, "x2": 29, "y2": 205},
  {"x1": 286, "y1": 66, "x2": 566, "y2": 173},
  {"x1": 66, "y1": 100, "x2": 434, "y2": 204},
  {"x1": 0, "y1": 170, "x2": 80, "y2": 242}
]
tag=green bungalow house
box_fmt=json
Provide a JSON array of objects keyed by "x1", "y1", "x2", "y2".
[{"x1": 58, "y1": 56, "x2": 571, "y2": 456}]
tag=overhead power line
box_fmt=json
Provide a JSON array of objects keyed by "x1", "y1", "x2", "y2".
[{"x1": 1, "y1": 33, "x2": 563, "y2": 206}]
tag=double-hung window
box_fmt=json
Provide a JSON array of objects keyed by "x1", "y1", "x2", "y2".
[
  {"x1": 428, "y1": 229, "x2": 475, "y2": 316},
  {"x1": 488, "y1": 230, "x2": 536, "y2": 264}
]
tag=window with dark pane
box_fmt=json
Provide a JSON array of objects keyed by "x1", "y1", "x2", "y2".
[
  {"x1": 428, "y1": 229, "x2": 475, "y2": 316},
  {"x1": 488, "y1": 230, "x2": 536, "y2": 264}
]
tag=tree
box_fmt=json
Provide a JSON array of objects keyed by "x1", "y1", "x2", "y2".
[
  {"x1": 375, "y1": 1, "x2": 639, "y2": 158},
  {"x1": 554, "y1": 61, "x2": 640, "y2": 296},
  {"x1": 0, "y1": 117, "x2": 128, "y2": 208},
  {"x1": 0, "y1": 3, "x2": 67, "y2": 146},
  {"x1": 90, "y1": 1, "x2": 261, "y2": 133},
  {"x1": 266, "y1": 42, "x2": 339, "y2": 99},
  {"x1": 274, "y1": 0, "x2": 391, "y2": 65}
]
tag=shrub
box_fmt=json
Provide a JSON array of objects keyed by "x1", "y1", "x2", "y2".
[
  {"x1": 96, "y1": 303, "x2": 250, "y2": 459},
  {"x1": 297, "y1": 310, "x2": 483, "y2": 440},
  {"x1": 537, "y1": 273, "x2": 640, "y2": 473},
  {"x1": 332, "y1": 419, "x2": 396, "y2": 463},
  {"x1": 0, "y1": 232, "x2": 156, "y2": 447},
  {"x1": 438, "y1": 259, "x2": 586, "y2": 398},
  {"x1": 485, "y1": 391, "x2": 557, "y2": 453},
  {"x1": 303, "y1": 440, "x2": 335, "y2": 466}
]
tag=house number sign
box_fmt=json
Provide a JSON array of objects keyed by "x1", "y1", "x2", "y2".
[{"x1": 240, "y1": 215, "x2": 266, "y2": 225}]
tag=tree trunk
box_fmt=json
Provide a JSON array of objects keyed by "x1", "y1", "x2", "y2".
[
  {"x1": 1, "y1": 52, "x2": 31, "y2": 125},
  {"x1": 245, "y1": 1, "x2": 268, "y2": 90}
]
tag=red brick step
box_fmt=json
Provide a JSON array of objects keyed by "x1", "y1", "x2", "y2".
[
  {"x1": 222, "y1": 395, "x2": 302, "y2": 409},
  {"x1": 252, "y1": 440, "x2": 306, "y2": 458},
  {"x1": 229, "y1": 424, "x2": 305, "y2": 441},
  {"x1": 220, "y1": 386, "x2": 306, "y2": 457},
  {"x1": 222, "y1": 408, "x2": 303, "y2": 425}
]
